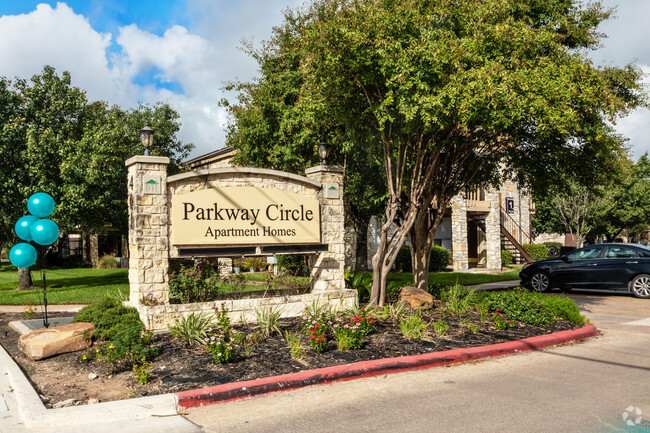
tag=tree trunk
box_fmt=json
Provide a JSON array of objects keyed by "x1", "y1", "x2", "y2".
[
  {"x1": 353, "y1": 216, "x2": 370, "y2": 272},
  {"x1": 370, "y1": 201, "x2": 419, "y2": 306},
  {"x1": 18, "y1": 267, "x2": 32, "y2": 289}
]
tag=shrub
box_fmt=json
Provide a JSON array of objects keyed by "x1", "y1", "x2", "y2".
[
  {"x1": 400, "y1": 315, "x2": 428, "y2": 340},
  {"x1": 254, "y1": 305, "x2": 285, "y2": 337},
  {"x1": 541, "y1": 295, "x2": 586, "y2": 325},
  {"x1": 501, "y1": 249, "x2": 514, "y2": 267},
  {"x1": 523, "y1": 244, "x2": 549, "y2": 262},
  {"x1": 429, "y1": 246, "x2": 450, "y2": 272},
  {"x1": 168, "y1": 259, "x2": 220, "y2": 303},
  {"x1": 432, "y1": 319, "x2": 449, "y2": 337},
  {"x1": 427, "y1": 282, "x2": 446, "y2": 299},
  {"x1": 285, "y1": 331, "x2": 305, "y2": 359},
  {"x1": 98, "y1": 324, "x2": 159, "y2": 373},
  {"x1": 393, "y1": 246, "x2": 412, "y2": 272},
  {"x1": 332, "y1": 317, "x2": 366, "y2": 350},
  {"x1": 544, "y1": 242, "x2": 563, "y2": 257},
  {"x1": 133, "y1": 356, "x2": 152, "y2": 385},
  {"x1": 277, "y1": 255, "x2": 307, "y2": 276},
  {"x1": 242, "y1": 257, "x2": 266, "y2": 271},
  {"x1": 301, "y1": 310, "x2": 330, "y2": 353},
  {"x1": 169, "y1": 312, "x2": 214, "y2": 346},
  {"x1": 480, "y1": 290, "x2": 555, "y2": 325},
  {"x1": 493, "y1": 310, "x2": 513, "y2": 330},
  {"x1": 97, "y1": 254, "x2": 119, "y2": 269},
  {"x1": 205, "y1": 303, "x2": 242, "y2": 364},
  {"x1": 346, "y1": 271, "x2": 372, "y2": 301},
  {"x1": 386, "y1": 281, "x2": 407, "y2": 301},
  {"x1": 74, "y1": 297, "x2": 142, "y2": 340},
  {"x1": 440, "y1": 284, "x2": 478, "y2": 316}
]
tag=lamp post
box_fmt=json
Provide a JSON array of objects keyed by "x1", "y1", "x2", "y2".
[
  {"x1": 318, "y1": 138, "x2": 330, "y2": 166},
  {"x1": 140, "y1": 125, "x2": 154, "y2": 156}
]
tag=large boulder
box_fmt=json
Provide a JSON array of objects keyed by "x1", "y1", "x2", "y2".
[
  {"x1": 19, "y1": 322, "x2": 94, "y2": 360},
  {"x1": 398, "y1": 286, "x2": 434, "y2": 310}
]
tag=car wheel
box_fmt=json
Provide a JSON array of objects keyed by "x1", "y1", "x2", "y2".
[
  {"x1": 529, "y1": 271, "x2": 551, "y2": 293},
  {"x1": 630, "y1": 274, "x2": 650, "y2": 299}
]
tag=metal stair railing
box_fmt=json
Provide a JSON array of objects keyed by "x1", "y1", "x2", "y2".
[{"x1": 500, "y1": 205, "x2": 533, "y2": 263}]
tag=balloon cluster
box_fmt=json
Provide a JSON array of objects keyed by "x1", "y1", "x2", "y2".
[{"x1": 9, "y1": 193, "x2": 59, "y2": 268}]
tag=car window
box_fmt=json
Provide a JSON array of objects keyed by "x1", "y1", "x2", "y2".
[
  {"x1": 639, "y1": 250, "x2": 650, "y2": 258},
  {"x1": 566, "y1": 246, "x2": 602, "y2": 260},
  {"x1": 605, "y1": 246, "x2": 637, "y2": 259}
]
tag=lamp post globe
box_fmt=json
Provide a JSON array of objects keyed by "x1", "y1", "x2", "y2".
[{"x1": 140, "y1": 125, "x2": 154, "y2": 156}]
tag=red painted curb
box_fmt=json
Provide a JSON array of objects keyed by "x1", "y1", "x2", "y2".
[{"x1": 176, "y1": 324, "x2": 597, "y2": 408}]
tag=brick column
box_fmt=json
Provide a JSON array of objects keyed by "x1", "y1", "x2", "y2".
[
  {"x1": 451, "y1": 193, "x2": 469, "y2": 271},
  {"x1": 126, "y1": 155, "x2": 170, "y2": 305},
  {"x1": 485, "y1": 188, "x2": 502, "y2": 270},
  {"x1": 305, "y1": 165, "x2": 345, "y2": 292}
]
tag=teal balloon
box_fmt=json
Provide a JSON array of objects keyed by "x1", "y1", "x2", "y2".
[
  {"x1": 27, "y1": 192, "x2": 55, "y2": 218},
  {"x1": 30, "y1": 219, "x2": 59, "y2": 245},
  {"x1": 15, "y1": 215, "x2": 39, "y2": 241},
  {"x1": 9, "y1": 243, "x2": 37, "y2": 268}
]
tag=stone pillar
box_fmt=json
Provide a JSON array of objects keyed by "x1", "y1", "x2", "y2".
[
  {"x1": 451, "y1": 193, "x2": 468, "y2": 271},
  {"x1": 90, "y1": 234, "x2": 99, "y2": 268},
  {"x1": 126, "y1": 155, "x2": 170, "y2": 305},
  {"x1": 520, "y1": 189, "x2": 531, "y2": 243},
  {"x1": 485, "y1": 188, "x2": 502, "y2": 270},
  {"x1": 305, "y1": 165, "x2": 345, "y2": 292}
]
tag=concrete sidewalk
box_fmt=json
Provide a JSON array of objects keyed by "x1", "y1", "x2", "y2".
[{"x1": 0, "y1": 304, "x2": 201, "y2": 432}]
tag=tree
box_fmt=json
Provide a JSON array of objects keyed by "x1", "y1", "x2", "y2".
[
  {"x1": 533, "y1": 153, "x2": 650, "y2": 244},
  {"x1": 0, "y1": 66, "x2": 193, "y2": 286},
  {"x1": 224, "y1": 15, "x2": 386, "y2": 271},
  {"x1": 288, "y1": 0, "x2": 644, "y2": 304}
]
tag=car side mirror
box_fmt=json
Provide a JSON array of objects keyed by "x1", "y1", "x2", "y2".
[{"x1": 560, "y1": 255, "x2": 569, "y2": 262}]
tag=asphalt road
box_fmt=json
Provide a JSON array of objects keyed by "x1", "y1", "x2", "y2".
[{"x1": 185, "y1": 290, "x2": 650, "y2": 433}]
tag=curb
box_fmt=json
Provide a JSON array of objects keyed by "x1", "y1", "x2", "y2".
[{"x1": 177, "y1": 324, "x2": 597, "y2": 408}]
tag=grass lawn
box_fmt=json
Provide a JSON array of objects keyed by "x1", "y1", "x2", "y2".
[
  {"x1": 0, "y1": 264, "x2": 521, "y2": 306},
  {"x1": 0, "y1": 265, "x2": 129, "y2": 305},
  {"x1": 388, "y1": 266, "x2": 522, "y2": 287}
]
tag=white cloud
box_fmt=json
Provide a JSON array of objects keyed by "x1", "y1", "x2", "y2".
[
  {"x1": 0, "y1": 2, "x2": 230, "y2": 157},
  {"x1": 0, "y1": 3, "x2": 121, "y2": 99}
]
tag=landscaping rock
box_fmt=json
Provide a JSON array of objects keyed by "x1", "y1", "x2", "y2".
[
  {"x1": 18, "y1": 322, "x2": 94, "y2": 361},
  {"x1": 53, "y1": 398, "x2": 77, "y2": 408},
  {"x1": 398, "y1": 286, "x2": 434, "y2": 310}
]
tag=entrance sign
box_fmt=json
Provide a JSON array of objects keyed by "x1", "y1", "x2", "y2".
[
  {"x1": 126, "y1": 157, "x2": 353, "y2": 331},
  {"x1": 171, "y1": 187, "x2": 321, "y2": 246}
]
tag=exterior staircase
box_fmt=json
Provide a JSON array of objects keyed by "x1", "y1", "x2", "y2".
[{"x1": 500, "y1": 206, "x2": 532, "y2": 263}]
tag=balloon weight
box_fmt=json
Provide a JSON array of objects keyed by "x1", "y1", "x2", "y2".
[
  {"x1": 30, "y1": 219, "x2": 60, "y2": 245},
  {"x1": 27, "y1": 192, "x2": 55, "y2": 218},
  {"x1": 9, "y1": 243, "x2": 37, "y2": 268},
  {"x1": 15, "y1": 215, "x2": 39, "y2": 241}
]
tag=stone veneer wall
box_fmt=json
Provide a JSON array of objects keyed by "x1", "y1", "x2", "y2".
[
  {"x1": 126, "y1": 158, "x2": 354, "y2": 330},
  {"x1": 485, "y1": 188, "x2": 502, "y2": 270},
  {"x1": 451, "y1": 194, "x2": 469, "y2": 271}
]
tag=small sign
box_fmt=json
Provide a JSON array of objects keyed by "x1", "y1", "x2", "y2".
[
  {"x1": 324, "y1": 183, "x2": 340, "y2": 199},
  {"x1": 266, "y1": 256, "x2": 278, "y2": 264},
  {"x1": 143, "y1": 176, "x2": 162, "y2": 195},
  {"x1": 506, "y1": 197, "x2": 514, "y2": 214}
]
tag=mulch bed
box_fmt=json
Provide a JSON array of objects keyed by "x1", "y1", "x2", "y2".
[{"x1": 0, "y1": 307, "x2": 580, "y2": 408}]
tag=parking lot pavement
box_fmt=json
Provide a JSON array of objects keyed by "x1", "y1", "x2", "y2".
[{"x1": 566, "y1": 291, "x2": 650, "y2": 331}]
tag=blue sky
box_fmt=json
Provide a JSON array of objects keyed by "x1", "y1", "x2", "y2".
[{"x1": 0, "y1": 0, "x2": 647, "y2": 160}]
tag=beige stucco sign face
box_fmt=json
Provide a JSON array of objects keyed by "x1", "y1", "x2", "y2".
[{"x1": 171, "y1": 187, "x2": 321, "y2": 246}]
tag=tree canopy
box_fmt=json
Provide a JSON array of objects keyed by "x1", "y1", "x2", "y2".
[
  {"x1": 0, "y1": 66, "x2": 194, "y2": 248},
  {"x1": 227, "y1": 0, "x2": 645, "y2": 304}
]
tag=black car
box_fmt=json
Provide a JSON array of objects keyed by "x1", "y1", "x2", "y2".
[{"x1": 519, "y1": 243, "x2": 650, "y2": 298}]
